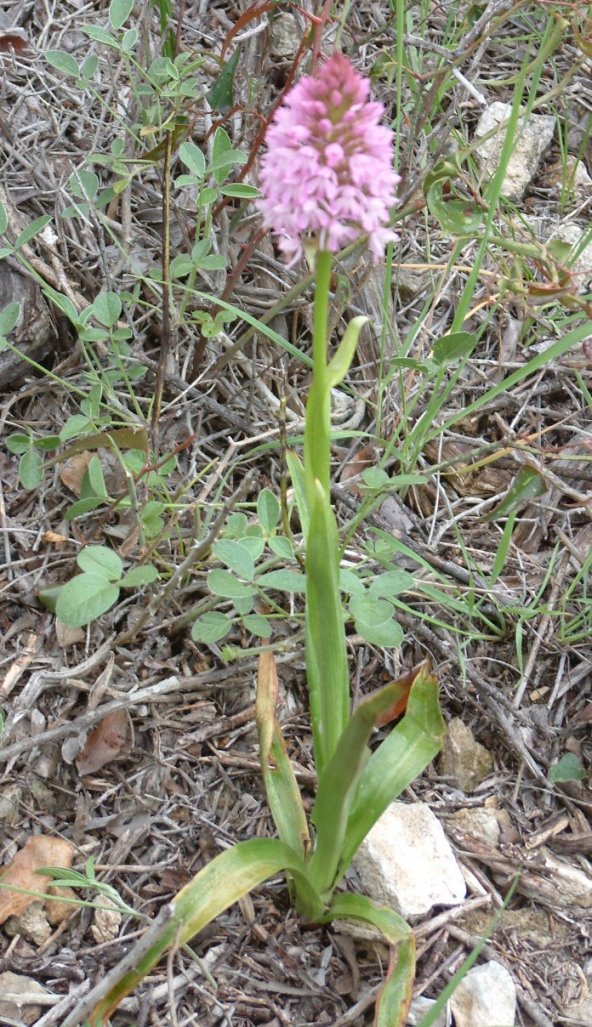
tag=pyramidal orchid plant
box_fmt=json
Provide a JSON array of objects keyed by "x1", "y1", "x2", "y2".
[{"x1": 70, "y1": 53, "x2": 444, "y2": 1027}]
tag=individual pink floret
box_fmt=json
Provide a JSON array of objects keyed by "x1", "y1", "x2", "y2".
[{"x1": 257, "y1": 52, "x2": 400, "y2": 263}]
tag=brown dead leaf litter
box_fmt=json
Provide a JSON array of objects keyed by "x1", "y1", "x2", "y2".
[{"x1": 1, "y1": 2, "x2": 592, "y2": 1025}]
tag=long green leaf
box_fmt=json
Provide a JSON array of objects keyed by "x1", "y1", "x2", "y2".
[
  {"x1": 79, "y1": 839, "x2": 323, "y2": 1026},
  {"x1": 308, "y1": 677, "x2": 418, "y2": 898},
  {"x1": 286, "y1": 449, "x2": 310, "y2": 537},
  {"x1": 375, "y1": 935, "x2": 415, "y2": 1027},
  {"x1": 338, "y1": 668, "x2": 445, "y2": 877},
  {"x1": 305, "y1": 481, "x2": 349, "y2": 775},
  {"x1": 327, "y1": 892, "x2": 414, "y2": 1027},
  {"x1": 326, "y1": 315, "x2": 368, "y2": 388},
  {"x1": 207, "y1": 46, "x2": 241, "y2": 112},
  {"x1": 257, "y1": 650, "x2": 310, "y2": 862}
]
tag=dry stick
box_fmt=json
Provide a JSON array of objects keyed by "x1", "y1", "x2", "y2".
[
  {"x1": 218, "y1": 227, "x2": 265, "y2": 306},
  {"x1": 116, "y1": 467, "x2": 257, "y2": 644},
  {"x1": 34, "y1": 982, "x2": 92, "y2": 1027},
  {"x1": 132, "y1": 353, "x2": 252, "y2": 431},
  {"x1": 513, "y1": 549, "x2": 571, "y2": 708},
  {"x1": 330, "y1": 988, "x2": 380, "y2": 1027},
  {"x1": 166, "y1": 943, "x2": 181, "y2": 1027},
  {"x1": 0, "y1": 675, "x2": 182, "y2": 765},
  {"x1": 150, "y1": 0, "x2": 188, "y2": 430},
  {"x1": 58, "y1": 942, "x2": 215, "y2": 1027},
  {"x1": 1, "y1": 634, "x2": 117, "y2": 726},
  {"x1": 413, "y1": 895, "x2": 492, "y2": 942},
  {"x1": 449, "y1": 0, "x2": 516, "y2": 57},
  {"x1": 0, "y1": 653, "x2": 274, "y2": 766},
  {"x1": 173, "y1": 0, "x2": 186, "y2": 56}
]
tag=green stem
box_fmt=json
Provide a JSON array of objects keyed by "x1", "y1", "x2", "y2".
[
  {"x1": 312, "y1": 250, "x2": 332, "y2": 381},
  {"x1": 300, "y1": 249, "x2": 351, "y2": 773},
  {"x1": 304, "y1": 249, "x2": 332, "y2": 499}
]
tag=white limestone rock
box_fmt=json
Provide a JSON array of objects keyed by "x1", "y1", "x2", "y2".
[
  {"x1": 439, "y1": 717, "x2": 493, "y2": 793},
  {"x1": 0, "y1": 971, "x2": 50, "y2": 1025},
  {"x1": 547, "y1": 222, "x2": 592, "y2": 292},
  {"x1": 353, "y1": 801, "x2": 466, "y2": 918},
  {"x1": 91, "y1": 897, "x2": 122, "y2": 944},
  {"x1": 541, "y1": 157, "x2": 592, "y2": 204},
  {"x1": 4, "y1": 900, "x2": 51, "y2": 945},
  {"x1": 407, "y1": 995, "x2": 449, "y2": 1026},
  {"x1": 450, "y1": 961, "x2": 516, "y2": 1027},
  {"x1": 270, "y1": 13, "x2": 300, "y2": 58},
  {"x1": 474, "y1": 102, "x2": 555, "y2": 200},
  {"x1": 447, "y1": 806, "x2": 501, "y2": 848}
]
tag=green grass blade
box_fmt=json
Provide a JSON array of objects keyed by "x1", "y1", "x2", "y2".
[
  {"x1": 441, "y1": 317, "x2": 592, "y2": 434},
  {"x1": 338, "y1": 667, "x2": 445, "y2": 877},
  {"x1": 191, "y1": 289, "x2": 313, "y2": 369},
  {"x1": 326, "y1": 892, "x2": 414, "y2": 1027},
  {"x1": 416, "y1": 877, "x2": 520, "y2": 1027}
]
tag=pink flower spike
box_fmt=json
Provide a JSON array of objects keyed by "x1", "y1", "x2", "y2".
[{"x1": 257, "y1": 52, "x2": 400, "y2": 264}]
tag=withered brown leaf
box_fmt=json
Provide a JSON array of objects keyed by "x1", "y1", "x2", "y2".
[
  {"x1": 75, "y1": 708, "x2": 129, "y2": 776},
  {"x1": 0, "y1": 836, "x2": 74, "y2": 924}
]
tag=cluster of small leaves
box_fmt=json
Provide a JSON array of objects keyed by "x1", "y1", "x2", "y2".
[
  {"x1": 5, "y1": 426, "x2": 60, "y2": 491},
  {"x1": 4, "y1": 286, "x2": 160, "y2": 494},
  {"x1": 192, "y1": 489, "x2": 297, "y2": 645},
  {"x1": 62, "y1": 450, "x2": 172, "y2": 536},
  {"x1": 46, "y1": 1, "x2": 257, "y2": 282},
  {"x1": 387, "y1": 330, "x2": 478, "y2": 381},
  {"x1": 6, "y1": 430, "x2": 173, "y2": 540},
  {"x1": 168, "y1": 132, "x2": 258, "y2": 286},
  {"x1": 40, "y1": 546, "x2": 159, "y2": 628},
  {"x1": 341, "y1": 565, "x2": 412, "y2": 648},
  {"x1": 192, "y1": 488, "x2": 414, "y2": 650}
]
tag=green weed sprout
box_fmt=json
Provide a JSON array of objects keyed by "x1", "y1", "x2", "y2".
[{"x1": 64, "y1": 52, "x2": 444, "y2": 1027}]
